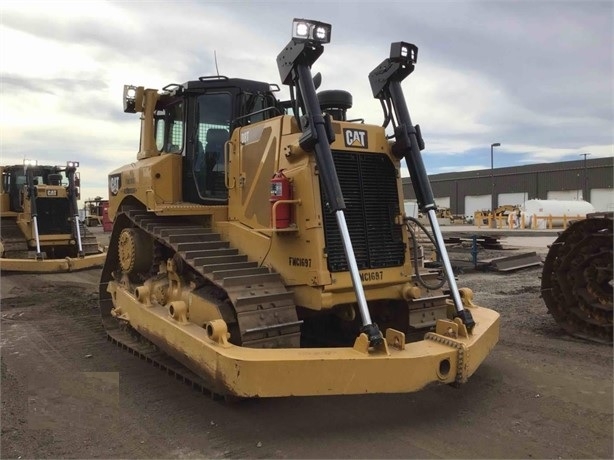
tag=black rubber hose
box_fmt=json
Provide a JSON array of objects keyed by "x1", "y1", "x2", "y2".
[{"x1": 405, "y1": 216, "x2": 446, "y2": 290}]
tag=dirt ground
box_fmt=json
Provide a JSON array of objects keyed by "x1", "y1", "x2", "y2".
[{"x1": 1, "y1": 231, "x2": 612, "y2": 459}]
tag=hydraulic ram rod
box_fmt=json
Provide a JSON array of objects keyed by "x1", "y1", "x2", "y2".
[
  {"x1": 368, "y1": 42, "x2": 474, "y2": 330},
  {"x1": 294, "y1": 63, "x2": 383, "y2": 345},
  {"x1": 26, "y1": 167, "x2": 43, "y2": 259},
  {"x1": 66, "y1": 168, "x2": 84, "y2": 256}
]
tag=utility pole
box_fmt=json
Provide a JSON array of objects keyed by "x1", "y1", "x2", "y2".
[
  {"x1": 490, "y1": 142, "x2": 501, "y2": 228},
  {"x1": 580, "y1": 153, "x2": 590, "y2": 201}
]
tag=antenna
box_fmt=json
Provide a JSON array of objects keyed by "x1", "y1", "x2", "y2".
[{"x1": 214, "y1": 50, "x2": 220, "y2": 76}]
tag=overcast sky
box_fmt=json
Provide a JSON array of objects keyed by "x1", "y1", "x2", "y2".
[{"x1": 1, "y1": 0, "x2": 612, "y2": 203}]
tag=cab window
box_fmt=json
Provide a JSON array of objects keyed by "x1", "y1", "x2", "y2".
[
  {"x1": 155, "y1": 101, "x2": 184, "y2": 153},
  {"x1": 2, "y1": 171, "x2": 9, "y2": 192},
  {"x1": 194, "y1": 93, "x2": 231, "y2": 199},
  {"x1": 239, "y1": 92, "x2": 278, "y2": 125},
  {"x1": 15, "y1": 173, "x2": 26, "y2": 187}
]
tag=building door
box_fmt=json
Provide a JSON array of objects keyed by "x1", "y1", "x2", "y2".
[
  {"x1": 464, "y1": 195, "x2": 491, "y2": 223},
  {"x1": 589, "y1": 188, "x2": 614, "y2": 211},
  {"x1": 547, "y1": 190, "x2": 582, "y2": 201},
  {"x1": 498, "y1": 192, "x2": 527, "y2": 207}
]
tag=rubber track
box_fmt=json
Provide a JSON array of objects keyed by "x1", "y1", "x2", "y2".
[
  {"x1": 99, "y1": 205, "x2": 301, "y2": 394},
  {"x1": 0, "y1": 217, "x2": 29, "y2": 257},
  {"x1": 541, "y1": 212, "x2": 613, "y2": 344}
]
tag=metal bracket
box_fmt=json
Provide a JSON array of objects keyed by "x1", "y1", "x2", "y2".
[
  {"x1": 353, "y1": 332, "x2": 390, "y2": 355},
  {"x1": 385, "y1": 328, "x2": 406, "y2": 351}
]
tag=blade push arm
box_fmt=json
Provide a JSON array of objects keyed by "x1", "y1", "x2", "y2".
[
  {"x1": 369, "y1": 42, "x2": 475, "y2": 331},
  {"x1": 277, "y1": 19, "x2": 384, "y2": 346}
]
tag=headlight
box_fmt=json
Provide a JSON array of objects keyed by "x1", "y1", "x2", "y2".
[
  {"x1": 295, "y1": 22, "x2": 309, "y2": 38},
  {"x1": 390, "y1": 42, "x2": 418, "y2": 64},
  {"x1": 123, "y1": 84, "x2": 139, "y2": 113},
  {"x1": 292, "y1": 18, "x2": 331, "y2": 44},
  {"x1": 23, "y1": 159, "x2": 38, "y2": 166},
  {"x1": 67, "y1": 161, "x2": 80, "y2": 168}
]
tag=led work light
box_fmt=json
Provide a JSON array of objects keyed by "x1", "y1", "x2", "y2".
[
  {"x1": 123, "y1": 84, "x2": 138, "y2": 113},
  {"x1": 292, "y1": 19, "x2": 331, "y2": 44},
  {"x1": 390, "y1": 42, "x2": 418, "y2": 64}
]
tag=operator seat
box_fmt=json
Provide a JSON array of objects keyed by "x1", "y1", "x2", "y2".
[{"x1": 48, "y1": 174, "x2": 62, "y2": 186}]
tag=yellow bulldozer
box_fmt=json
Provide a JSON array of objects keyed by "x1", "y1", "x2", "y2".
[
  {"x1": 84, "y1": 196, "x2": 108, "y2": 227},
  {"x1": 0, "y1": 161, "x2": 106, "y2": 272},
  {"x1": 100, "y1": 18, "x2": 500, "y2": 398}
]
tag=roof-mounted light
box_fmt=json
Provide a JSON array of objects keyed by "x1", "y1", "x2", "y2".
[
  {"x1": 292, "y1": 18, "x2": 331, "y2": 44},
  {"x1": 369, "y1": 42, "x2": 419, "y2": 100},
  {"x1": 390, "y1": 42, "x2": 418, "y2": 64},
  {"x1": 67, "y1": 161, "x2": 80, "y2": 168},
  {"x1": 23, "y1": 159, "x2": 38, "y2": 167}
]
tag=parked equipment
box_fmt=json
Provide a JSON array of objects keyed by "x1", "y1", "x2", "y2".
[
  {"x1": 100, "y1": 19, "x2": 500, "y2": 398},
  {"x1": 541, "y1": 212, "x2": 613, "y2": 343},
  {"x1": 84, "y1": 197, "x2": 109, "y2": 227},
  {"x1": 1, "y1": 161, "x2": 105, "y2": 272},
  {"x1": 474, "y1": 205, "x2": 520, "y2": 227}
]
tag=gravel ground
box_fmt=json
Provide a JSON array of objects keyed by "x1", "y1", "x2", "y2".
[{"x1": 1, "y1": 231, "x2": 612, "y2": 459}]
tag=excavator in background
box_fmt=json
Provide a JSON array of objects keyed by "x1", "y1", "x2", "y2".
[
  {"x1": 100, "y1": 18, "x2": 500, "y2": 398},
  {"x1": 0, "y1": 161, "x2": 106, "y2": 272},
  {"x1": 541, "y1": 212, "x2": 613, "y2": 344}
]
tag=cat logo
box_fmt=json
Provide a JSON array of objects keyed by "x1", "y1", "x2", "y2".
[
  {"x1": 343, "y1": 128, "x2": 368, "y2": 149},
  {"x1": 109, "y1": 174, "x2": 121, "y2": 196}
]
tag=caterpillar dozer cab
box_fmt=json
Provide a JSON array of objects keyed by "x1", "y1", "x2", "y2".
[
  {"x1": 0, "y1": 161, "x2": 106, "y2": 272},
  {"x1": 100, "y1": 19, "x2": 499, "y2": 398}
]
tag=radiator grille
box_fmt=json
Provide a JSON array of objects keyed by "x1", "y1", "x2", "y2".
[
  {"x1": 36, "y1": 198, "x2": 72, "y2": 235},
  {"x1": 321, "y1": 151, "x2": 405, "y2": 272}
]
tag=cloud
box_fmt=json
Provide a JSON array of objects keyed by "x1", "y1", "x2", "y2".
[{"x1": 0, "y1": 0, "x2": 611, "y2": 204}]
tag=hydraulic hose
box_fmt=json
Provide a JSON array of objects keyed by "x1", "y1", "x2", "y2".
[{"x1": 405, "y1": 216, "x2": 446, "y2": 290}]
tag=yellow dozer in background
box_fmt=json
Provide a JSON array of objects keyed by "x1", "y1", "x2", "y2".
[
  {"x1": 0, "y1": 161, "x2": 105, "y2": 272},
  {"x1": 100, "y1": 19, "x2": 499, "y2": 398}
]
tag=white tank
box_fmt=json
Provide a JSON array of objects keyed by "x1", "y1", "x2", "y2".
[
  {"x1": 521, "y1": 199, "x2": 595, "y2": 228},
  {"x1": 404, "y1": 201, "x2": 419, "y2": 219}
]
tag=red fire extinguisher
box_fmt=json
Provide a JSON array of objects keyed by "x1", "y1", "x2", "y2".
[{"x1": 270, "y1": 170, "x2": 291, "y2": 228}]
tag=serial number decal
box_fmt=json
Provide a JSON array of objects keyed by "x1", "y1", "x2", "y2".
[
  {"x1": 46, "y1": 189, "x2": 58, "y2": 196},
  {"x1": 360, "y1": 271, "x2": 383, "y2": 282},
  {"x1": 288, "y1": 256, "x2": 312, "y2": 268}
]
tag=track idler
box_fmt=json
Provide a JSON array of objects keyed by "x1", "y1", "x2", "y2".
[{"x1": 541, "y1": 213, "x2": 613, "y2": 344}]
